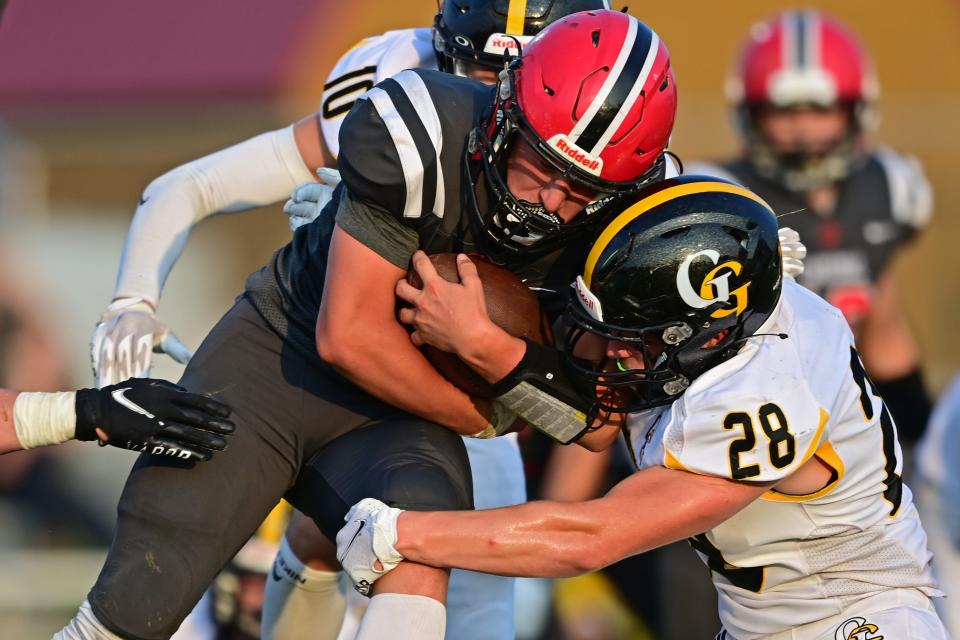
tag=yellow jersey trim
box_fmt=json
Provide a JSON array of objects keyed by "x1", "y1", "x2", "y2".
[
  {"x1": 664, "y1": 448, "x2": 692, "y2": 472},
  {"x1": 760, "y1": 439, "x2": 846, "y2": 503},
  {"x1": 342, "y1": 37, "x2": 373, "y2": 57},
  {"x1": 797, "y1": 407, "x2": 830, "y2": 465}
]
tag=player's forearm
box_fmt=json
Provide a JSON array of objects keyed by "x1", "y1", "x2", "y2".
[
  {"x1": 114, "y1": 126, "x2": 316, "y2": 302},
  {"x1": 455, "y1": 325, "x2": 527, "y2": 383},
  {"x1": 0, "y1": 389, "x2": 82, "y2": 455},
  {"x1": 0, "y1": 389, "x2": 23, "y2": 454},
  {"x1": 395, "y1": 467, "x2": 762, "y2": 577},
  {"x1": 855, "y1": 270, "x2": 921, "y2": 381},
  {"x1": 320, "y1": 319, "x2": 491, "y2": 436},
  {"x1": 396, "y1": 500, "x2": 611, "y2": 578}
]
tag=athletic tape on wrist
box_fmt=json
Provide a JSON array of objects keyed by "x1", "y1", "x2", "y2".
[
  {"x1": 471, "y1": 424, "x2": 498, "y2": 439},
  {"x1": 492, "y1": 340, "x2": 591, "y2": 444},
  {"x1": 13, "y1": 391, "x2": 77, "y2": 449}
]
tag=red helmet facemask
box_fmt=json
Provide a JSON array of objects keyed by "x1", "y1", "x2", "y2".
[
  {"x1": 465, "y1": 10, "x2": 677, "y2": 261},
  {"x1": 728, "y1": 10, "x2": 879, "y2": 191}
]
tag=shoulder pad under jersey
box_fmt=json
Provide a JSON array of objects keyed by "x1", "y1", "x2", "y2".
[
  {"x1": 873, "y1": 147, "x2": 933, "y2": 230},
  {"x1": 663, "y1": 346, "x2": 827, "y2": 483},
  {"x1": 338, "y1": 69, "x2": 487, "y2": 224}
]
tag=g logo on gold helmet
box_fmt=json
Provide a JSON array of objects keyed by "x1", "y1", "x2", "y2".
[{"x1": 564, "y1": 175, "x2": 782, "y2": 413}]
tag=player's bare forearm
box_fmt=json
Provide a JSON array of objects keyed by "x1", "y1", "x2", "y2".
[
  {"x1": 293, "y1": 114, "x2": 336, "y2": 171},
  {"x1": 456, "y1": 324, "x2": 527, "y2": 383},
  {"x1": 858, "y1": 271, "x2": 920, "y2": 381},
  {"x1": 0, "y1": 389, "x2": 23, "y2": 454},
  {"x1": 317, "y1": 228, "x2": 491, "y2": 435},
  {"x1": 324, "y1": 313, "x2": 490, "y2": 434},
  {"x1": 395, "y1": 466, "x2": 771, "y2": 577}
]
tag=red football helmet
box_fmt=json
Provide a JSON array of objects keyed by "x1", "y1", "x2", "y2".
[
  {"x1": 467, "y1": 9, "x2": 677, "y2": 258},
  {"x1": 727, "y1": 10, "x2": 878, "y2": 191}
]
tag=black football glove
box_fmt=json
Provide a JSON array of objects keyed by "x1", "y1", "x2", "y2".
[{"x1": 74, "y1": 378, "x2": 235, "y2": 461}]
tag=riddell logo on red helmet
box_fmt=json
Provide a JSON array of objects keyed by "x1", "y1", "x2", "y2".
[{"x1": 547, "y1": 135, "x2": 604, "y2": 176}]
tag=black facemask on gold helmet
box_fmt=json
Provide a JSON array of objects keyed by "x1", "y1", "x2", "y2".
[{"x1": 564, "y1": 175, "x2": 783, "y2": 413}]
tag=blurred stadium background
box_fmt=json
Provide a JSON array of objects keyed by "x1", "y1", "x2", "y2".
[{"x1": 0, "y1": 0, "x2": 957, "y2": 636}]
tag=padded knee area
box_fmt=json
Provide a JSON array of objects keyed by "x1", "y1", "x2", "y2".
[
  {"x1": 287, "y1": 419, "x2": 474, "y2": 541},
  {"x1": 378, "y1": 460, "x2": 473, "y2": 511}
]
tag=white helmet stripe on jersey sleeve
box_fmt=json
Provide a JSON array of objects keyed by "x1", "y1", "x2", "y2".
[
  {"x1": 393, "y1": 70, "x2": 446, "y2": 219},
  {"x1": 364, "y1": 87, "x2": 425, "y2": 218},
  {"x1": 363, "y1": 71, "x2": 448, "y2": 220}
]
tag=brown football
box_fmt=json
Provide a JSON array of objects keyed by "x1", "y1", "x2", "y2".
[{"x1": 405, "y1": 253, "x2": 553, "y2": 397}]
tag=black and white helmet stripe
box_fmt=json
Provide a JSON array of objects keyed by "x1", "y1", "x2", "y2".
[
  {"x1": 362, "y1": 70, "x2": 446, "y2": 219},
  {"x1": 782, "y1": 10, "x2": 821, "y2": 72},
  {"x1": 566, "y1": 17, "x2": 660, "y2": 157}
]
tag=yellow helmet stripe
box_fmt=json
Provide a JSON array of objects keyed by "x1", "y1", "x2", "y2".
[
  {"x1": 583, "y1": 181, "x2": 773, "y2": 287},
  {"x1": 506, "y1": 0, "x2": 529, "y2": 35}
]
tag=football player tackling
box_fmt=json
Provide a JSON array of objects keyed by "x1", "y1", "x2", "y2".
[
  {"x1": 339, "y1": 176, "x2": 949, "y2": 639},
  {"x1": 88, "y1": 3, "x2": 609, "y2": 638},
  {"x1": 57, "y1": 11, "x2": 679, "y2": 640}
]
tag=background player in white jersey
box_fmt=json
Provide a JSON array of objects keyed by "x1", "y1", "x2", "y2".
[
  {"x1": 686, "y1": 10, "x2": 933, "y2": 443},
  {"x1": 337, "y1": 176, "x2": 948, "y2": 639},
  {"x1": 89, "y1": 2, "x2": 608, "y2": 638}
]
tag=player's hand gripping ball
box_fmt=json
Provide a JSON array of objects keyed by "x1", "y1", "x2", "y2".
[{"x1": 399, "y1": 252, "x2": 552, "y2": 397}]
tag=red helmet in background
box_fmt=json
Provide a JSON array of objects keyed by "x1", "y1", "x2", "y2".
[
  {"x1": 467, "y1": 9, "x2": 677, "y2": 259},
  {"x1": 727, "y1": 10, "x2": 878, "y2": 191}
]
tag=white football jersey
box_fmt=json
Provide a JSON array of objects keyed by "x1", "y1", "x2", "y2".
[
  {"x1": 319, "y1": 28, "x2": 436, "y2": 158},
  {"x1": 627, "y1": 278, "x2": 940, "y2": 639}
]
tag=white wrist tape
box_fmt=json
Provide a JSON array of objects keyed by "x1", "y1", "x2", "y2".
[
  {"x1": 13, "y1": 391, "x2": 77, "y2": 449},
  {"x1": 115, "y1": 125, "x2": 317, "y2": 302}
]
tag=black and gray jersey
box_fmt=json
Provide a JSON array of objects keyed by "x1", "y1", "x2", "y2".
[
  {"x1": 244, "y1": 68, "x2": 587, "y2": 359},
  {"x1": 687, "y1": 150, "x2": 932, "y2": 309}
]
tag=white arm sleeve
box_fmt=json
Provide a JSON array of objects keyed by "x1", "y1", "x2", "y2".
[{"x1": 114, "y1": 125, "x2": 316, "y2": 303}]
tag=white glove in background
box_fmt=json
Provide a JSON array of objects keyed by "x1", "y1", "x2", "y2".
[
  {"x1": 778, "y1": 226, "x2": 807, "y2": 279},
  {"x1": 91, "y1": 297, "x2": 193, "y2": 388},
  {"x1": 283, "y1": 168, "x2": 343, "y2": 232},
  {"x1": 336, "y1": 498, "x2": 405, "y2": 595}
]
